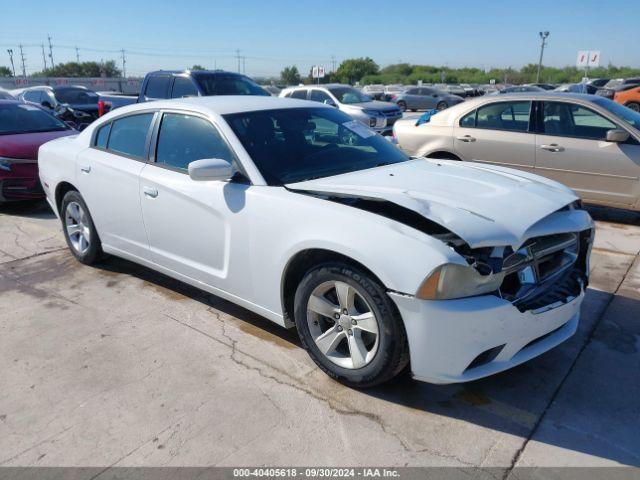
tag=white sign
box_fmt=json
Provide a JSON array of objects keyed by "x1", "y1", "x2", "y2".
[
  {"x1": 312, "y1": 66, "x2": 325, "y2": 79},
  {"x1": 577, "y1": 50, "x2": 601, "y2": 68}
]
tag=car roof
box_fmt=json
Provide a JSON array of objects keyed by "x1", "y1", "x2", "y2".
[
  {"x1": 147, "y1": 69, "x2": 245, "y2": 77},
  {"x1": 101, "y1": 95, "x2": 332, "y2": 117},
  {"x1": 283, "y1": 83, "x2": 350, "y2": 91}
]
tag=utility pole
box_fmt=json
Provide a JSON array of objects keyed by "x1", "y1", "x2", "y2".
[
  {"x1": 6, "y1": 49, "x2": 15, "y2": 77},
  {"x1": 47, "y1": 34, "x2": 54, "y2": 69},
  {"x1": 121, "y1": 49, "x2": 126, "y2": 79},
  {"x1": 536, "y1": 31, "x2": 550, "y2": 83},
  {"x1": 18, "y1": 44, "x2": 26, "y2": 77},
  {"x1": 75, "y1": 46, "x2": 80, "y2": 63},
  {"x1": 235, "y1": 49, "x2": 241, "y2": 73},
  {"x1": 242, "y1": 56, "x2": 246, "y2": 74},
  {"x1": 331, "y1": 55, "x2": 336, "y2": 73},
  {"x1": 41, "y1": 44, "x2": 48, "y2": 71}
]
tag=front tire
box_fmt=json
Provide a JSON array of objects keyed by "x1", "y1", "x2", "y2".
[
  {"x1": 397, "y1": 101, "x2": 407, "y2": 112},
  {"x1": 626, "y1": 102, "x2": 640, "y2": 112},
  {"x1": 294, "y1": 262, "x2": 409, "y2": 388},
  {"x1": 61, "y1": 190, "x2": 103, "y2": 265},
  {"x1": 436, "y1": 101, "x2": 448, "y2": 111}
]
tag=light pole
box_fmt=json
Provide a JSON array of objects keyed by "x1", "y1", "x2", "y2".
[
  {"x1": 536, "y1": 31, "x2": 549, "y2": 83},
  {"x1": 6, "y1": 49, "x2": 15, "y2": 77}
]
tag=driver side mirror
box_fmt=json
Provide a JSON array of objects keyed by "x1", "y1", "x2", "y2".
[
  {"x1": 606, "y1": 129, "x2": 630, "y2": 143},
  {"x1": 188, "y1": 158, "x2": 234, "y2": 181},
  {"x1": 323, "y1": 99, "x2": 337, "y2": 107}
]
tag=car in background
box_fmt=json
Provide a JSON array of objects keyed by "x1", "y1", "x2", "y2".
[
  {"x1": 97, "y1": 91, "x2": 138, "y2": 110},
  {"x1": 0, "y1": 100, "x2": 76, "y2": 203},
  {"x1": 13, "y1": 85, "x2": 104, "y2": 126},
  {"x1": 554, "y1": 83, "x2": 599, "y2": 95},
  {"x1": 434, "y1": 84, "x2": 467, "y2": 97},
  {"x1": 491, "y1": 85, "x2": 545, "y2": 95},
  {"x1": 525, "y1": 83, "x2": 556, "y2": 91},
  {"x1": 362, "y1": 84, "x2": 385, "y2": 100},
  {"x1": 393, "y1": 92, "x2": 640, "y2": 211},
  {"x1": 595, "y1": 78, "x2": 640, "y2": 100},
  {"x1": 0, "y1": 89, "x2": 15, "y2": 100},
  {"x1": 280, "y1": 84, "x2": 402, "y2": 135},
  {"x1": 39, "y1": 95, "x2": 593, "y2": 387},
  {"x1": 262, "y1": 85, "x2": 282, "y2": 96},
  {"x1": 137, "y1": 69, "x2": 269, "y2": 103},
  {"x1": 383, "y1": 84, "x2": 405, "y2": 101},
  {"x1": 609, "y1": 85, "x2": 640, "y2": 112},
  {"x1": 390, "y1": 86, "x2": 464, "y2": 112}
]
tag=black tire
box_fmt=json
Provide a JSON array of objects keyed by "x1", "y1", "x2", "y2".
[
  {"x1": 397, "y1": 101, "x2": 407, "y2": 112},
  {"x1": 626, "y1": 102, "x2": 640, "y2": 112},
  {"x1": 294, "y1": 262, "x2": 409, "y2": 388},
  {"x1": 410, "y1": 109, "x2": 417, "y2": 112},
  {"x1": 436, "y1": 101, "x2": 448, "y2": 111},
  {"x1": 60, "y1": 190, "x2": 103, "y2": 265}
]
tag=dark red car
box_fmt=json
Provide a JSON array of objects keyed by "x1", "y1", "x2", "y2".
[{"x1": 0, "y1": 100, "x2": 76, "y2": 203}]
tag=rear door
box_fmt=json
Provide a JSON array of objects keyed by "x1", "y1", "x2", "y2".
[
  {"x1": 535, "y1": 101, "x2": 640, "y2": 207},
  {"x1": 453, "y1": 100, "x2": 536, "y2": 171},
  {"x1": 76, "y1": 112, "x2": 156, "y2": 260}
]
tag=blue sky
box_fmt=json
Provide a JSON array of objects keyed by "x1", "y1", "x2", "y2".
[{"x1": 1, "y1": 0, "x2": 638, "y2": 77}]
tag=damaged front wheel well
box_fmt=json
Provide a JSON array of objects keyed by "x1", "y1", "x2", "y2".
[{"x1": 281, "y1": 249, "x2": 387, "y2": 327}]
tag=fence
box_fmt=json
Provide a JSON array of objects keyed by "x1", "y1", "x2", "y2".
[{"x1": 0, "y1": 77, "x2": 142, "y2": 95}]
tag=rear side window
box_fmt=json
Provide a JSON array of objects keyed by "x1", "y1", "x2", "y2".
[
  {"x1": 23, "y1": 90, "x2": 43, "y2": 103},
  {"x1": 144, "y1": 76, "x2": 171, "y2": 99},
  {"x1": 95, "y1": 123, "x2": 111, "y2": 148},
  {"x1": 459, "y1": 110, "x2": 476, "y2": 127},
  {"x1": 290, "y1": 90, "x2": 307, "y2": 99},
  {"x1": 171, "y1": 77, "x2": 198, "y2": 98},
  {"x1": 309, "y1": 90, "x2": 331, "y2": 103},
  {"x1": 475, "y1": 101, "x2": 532, "y2": 132},
  {"x1": 107, "y1": 113, "x2": 154, "y2": 159},
  {"x1": 155, "y1": 113, "x2": 235, "y2": 171}
]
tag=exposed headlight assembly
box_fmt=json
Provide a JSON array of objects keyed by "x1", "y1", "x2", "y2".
[
  {"x1": 416, "y1": 263, "x2": 505, "y2": 300},
  {"x1": 0, "y1": 157, "x2": 13, "y2": 172}
]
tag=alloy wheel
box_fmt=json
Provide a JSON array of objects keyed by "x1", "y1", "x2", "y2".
[{"x1": 64, "y1": 201, "x2": 91, "y2": 255}]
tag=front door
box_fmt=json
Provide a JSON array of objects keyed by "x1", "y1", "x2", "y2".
[
  {"x1": 454, "y1": 100, "x2": 536, "y2": 171},
  {"x1": 535, "y1": 101, "x2": 640, "y2": 207},
  {"x1": 139, "y1": 111, "x2": 249, "y2": 292}
]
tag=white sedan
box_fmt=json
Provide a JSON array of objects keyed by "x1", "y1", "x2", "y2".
[{"x1": 39, "y1": 96, "x2": 594, "y2": 387}]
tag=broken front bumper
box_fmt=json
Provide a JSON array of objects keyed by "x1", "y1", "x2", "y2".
[{"x1": 389, "y1": 288, "x2": 584, "y2": 384}]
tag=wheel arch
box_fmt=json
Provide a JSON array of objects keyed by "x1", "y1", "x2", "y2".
[
  {"x1": 280, "y1": 248, "x2": 388, "y2": 328},
  {"x1": 422, "y1": 150, "x2": 461, "y2": 160},
  {"x1": 54, "y1": 181, "x2": 79, "y2": 215}
]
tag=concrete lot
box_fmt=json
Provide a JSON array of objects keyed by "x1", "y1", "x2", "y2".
[{"x1": 0, "y1": 200, "x2": 638, "y2": 472}]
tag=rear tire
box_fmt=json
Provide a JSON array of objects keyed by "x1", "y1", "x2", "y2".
[
  {"x1": 60, "y1": 190, "x2": 103, "y2": 265},
  {"x1": 626, "y1": 102, "x2": 640, "y2": 112},
  {"x1": 436, "y1": 101, "x2": 448, "y2": 111},
  {"x1": 294, "y1": 262, "x2": 409, "y2": 388}
]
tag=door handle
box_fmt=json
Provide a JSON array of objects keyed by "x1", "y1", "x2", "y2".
[
  {"x1": 80, "y1": 165, "x2": 91, "y2": 173},
  {"x1": 456, "y1": 135, "x2": 476, "y2": 142},
  {"x1": 143, "y1": 186, "x2": 158, "y2": 198},
  {"x1": 540, "y1": 144, "x2": 565, "y2": 152}
]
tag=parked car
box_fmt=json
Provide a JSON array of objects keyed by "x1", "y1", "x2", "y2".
[
  {"x1": 138, "y1": 70, "x2": 269, "y2": 103},
  {"x1": 612, "y1": 85, "x2": 640, "y2": 112},
  {"x1": 596, "y1": 78, "x2": 640, "y2": 100},
  {"x1": 382, "y1": 84, "x2": 406, "y2": 101},
  {"x1": 362, "y1": 84, "x2": 385, "y2": 100},
  {"x1": 491, "y1": 85, "x2": 546, "y2": 95},
  {"x1": 554, "y1": 83, "x2": 598, "y2": 95},
  {"x1": 390, "y1": 86, "x2": 464, "y2": 112},
  {"x1": 393, "y1": 92, "x2": 640, "y2": 211},
  {"x1": 280, "y1": 84, "x2": 402, "y2": 135},
  {"x1": 0, "y1": 89, "x2": 15, "y2": 100},
  {"x1": 434, "y1": 84, "x2": 467, "y2": 97},
  {"x1": 97, "y1": 91, "x2": 138, "y2": 110},
  {"x1": 39, "y1": 95, "x2": 593, "y2": 387},
  {"x1": 262, "y1": 85, "x2": 282, "y2": 97},
  {"x1": 14, "y1": 85, "x2": 104, "y2": 126},
  {"x1": 525, "y1": 83, "x2": 556, "y2": 91},
  {"x1": 0, "y1": 100, "x2": 76, "y2": 202}
]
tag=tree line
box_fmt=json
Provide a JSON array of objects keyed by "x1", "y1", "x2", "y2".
[
  {"x1": 0, "y1": 60, "x2": 121, "y2": 78},
  {"x1": 280, "y1": 58, "x2": 640, "y2": 86}
]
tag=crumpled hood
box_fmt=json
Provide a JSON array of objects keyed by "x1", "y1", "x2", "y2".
[{"x1": 287, "y1": 159, "x2": 583, "y2": 248}]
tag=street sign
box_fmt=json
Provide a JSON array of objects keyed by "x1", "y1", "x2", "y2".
[
  {"x1": 577, "y1": 50, "x2": 601, "y2": 68},
  {"x1": 312, "y1": 66, "x2": 325, "y2": 79}
]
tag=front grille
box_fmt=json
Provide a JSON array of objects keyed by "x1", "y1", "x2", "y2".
[{"x1": 499, "y1": 229, "x2": 591, "y2": 312}]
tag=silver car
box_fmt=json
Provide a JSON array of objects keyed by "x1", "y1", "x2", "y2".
[
  {"x1": 391, "y1": 86, "x2": 464, "y2": 112},
  {"x1": 393, "y1": 92, "x2": 640, "y2": 211},
  {"x1": 280, "y1": 84, "x2": 402, "y2": 134}
]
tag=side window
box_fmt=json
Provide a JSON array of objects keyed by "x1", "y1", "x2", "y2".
[
  {"x1": 107, "y1": 113, "x2": 154, "y2": 159},
  {"x1": 94, "y1": 123, "x2": 111, "y2": 148},
  {"x1": 309, "y1": 90, "x2": 331, "y2": 103},
  {"x1": 290, "y1": 90, "x2": 308, "y2": 100},
  {"x1": 155, "y1": 113, "x2": 235, "y2": 172},
  {"x1": 23, "y1": 90, "x2": 42, "y2": 103},
  {"x1": 407, "y1": 88, "x2": 419, "y2": 95},
  {"x1": 144, "y1": 76, "x2": 171, "y2": 99},
  {"x1": 459, "y1": 110, "x2": 476, "y2": 128},
  {"x1": 542, "y1": 102, "x2": 617, "y2": 140},
  {"x1": 476, "y1": 101, "x2": 531, "y2": 132},
  {"x1": 171, "y1": 77, "x2": 198, "y2": 98}
]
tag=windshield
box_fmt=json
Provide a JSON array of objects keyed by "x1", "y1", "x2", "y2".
[
  {"x1": 0, "y1": 103, "x2": 69, "y2": 135},
  {"x1": 54, "y1": 88, "x2": 99, "y2": 104},
  {"x1": 592, "y1": 97, "x2": 640, "y2": 131},
  {"x1": 328, "y1": 87, "x2": 371, "y2": 104},
  {"x1": 196, "y1": 74, "x2": 270, "y2": 96},
  {"x1": 224, "y1": 107, "x2": 409, "y2": 184}
]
